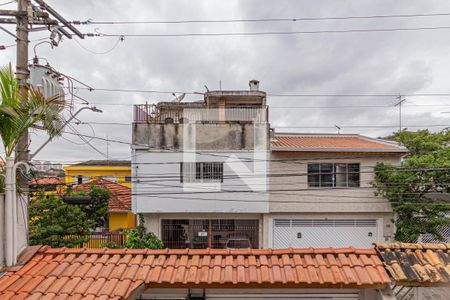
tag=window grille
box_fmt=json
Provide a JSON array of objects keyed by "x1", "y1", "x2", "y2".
[
  {"x1": 307, "y1": 163, "x2": 360, "y2": 188},
  {"x1": 180, "y1": 162, "x2": 223, "y2": 183}
]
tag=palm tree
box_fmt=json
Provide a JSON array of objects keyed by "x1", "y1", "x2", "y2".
[
  {"x1": 0, "y1": 63, "x2": 65, "y2": 266},
  {"x1": 0, "y1": 63, "x2": 65, "y2": 158}
]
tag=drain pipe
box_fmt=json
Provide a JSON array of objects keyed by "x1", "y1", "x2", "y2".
[{"x1": 4, "y1": 157, "x2": 14, "y2": 266}]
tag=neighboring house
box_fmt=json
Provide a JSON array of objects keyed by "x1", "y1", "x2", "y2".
[
  {"x1": 132, "y1": 80, "x2": 269, "y2": 249},
  {"x1": 131, "y1": 81, "x2": 408, "y2": 249},
  {"x1": 64, "y1": 160, "x2": 132, "y2": 188},
  {"x1": 267, "y1": 133, "x2": 408, "y2": 249},
  {"x1": 375, "y1": 243, "x2": 450, "y2": 299},
  {"x1": 29, "y1": 177, "x2": 64, "y2": 195},
  {"x1": 72, "y1": 178, "x2": 135, "y2": 231}
]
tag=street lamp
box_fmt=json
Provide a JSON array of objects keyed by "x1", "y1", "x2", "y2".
[{"x1": 30, "y1": 106, "x2": 103, "y2": 159}]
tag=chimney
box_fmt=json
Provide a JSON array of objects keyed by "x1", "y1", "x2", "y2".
[{"x1": 249, "y1": 80, "x2": 259, "y2": 91}]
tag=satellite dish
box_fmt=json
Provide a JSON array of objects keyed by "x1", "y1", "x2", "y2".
[{"x1": 171, "y1": 93, "x2": 186, "y2": 103}]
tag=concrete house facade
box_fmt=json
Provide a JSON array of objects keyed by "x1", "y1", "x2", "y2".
[
  {"x1": 132, "y1": 80, "x2": 269, "y2": 249},
  {"x1": 131, "y1": 81, "x2": 408, "y2": 249},
  {"x1": 266, "y1": 133, "x2": 408, "y2": 249}
]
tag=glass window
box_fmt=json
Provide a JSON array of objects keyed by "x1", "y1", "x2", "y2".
[
  {"x1": 348, "y1": 163, "x2": 360, "y2": 187},
  {"x1": 307, "y1": 163, "x2": 360, "y2": 188},
  {"x1": 180, "y1": 162, "x2": 224, "y2": 183}
]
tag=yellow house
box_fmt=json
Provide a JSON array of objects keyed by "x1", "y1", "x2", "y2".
[
  {"x1": 64, "y1": 160, "x2": 132, "y2": 188},
  {"x1": 65, "y1": 160, "x2": 135, "y2": 231}
]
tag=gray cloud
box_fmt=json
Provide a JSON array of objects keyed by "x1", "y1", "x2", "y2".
[{"x1": 1, "y1": 0, "x2": 450, "y2": 162}]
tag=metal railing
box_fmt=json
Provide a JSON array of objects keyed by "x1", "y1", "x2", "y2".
[
  {"x1": 134, "y1": 104, "x2": 268, "y2": 124},
  {"x1": 160, "y1": 219, "x2": 259, "y2": 249},
  {"x1": 64, "y1": 232, "x2": 126, "y2": 248}
]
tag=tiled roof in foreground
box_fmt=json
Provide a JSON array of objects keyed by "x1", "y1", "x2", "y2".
[
  {"x1": 0, "y1": 246, "x2": 390, "y2": 299},
  {"x1": 271, "y1": 134, "x2": 408, "y2": 153},
  {"x1": 375, "y1": 243, "x2": 450, "y2": 286}
]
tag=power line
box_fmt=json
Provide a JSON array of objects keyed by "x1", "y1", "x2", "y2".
[
  {"x1": 72, "y1": 86, "x2": 450, "y2": 97},
  {"x1": 69, "y1": 121, "x2": 449, "y2": 129},
  {"x1": 85, "y1": 102, "x2": 450, "y2": 108},
  {"x1": 72, "y1": 12, "x2": 450, "y2": 25},
  {"x1": 0, "y1": 1, "x2": 16, "y2": 7},
  {"x1": 88, "y1": 25, "x2": 450, "y2": 38}
]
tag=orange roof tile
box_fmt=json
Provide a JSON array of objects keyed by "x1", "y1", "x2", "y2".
[
  {"x1": 72, "y1": 179, "x2": 131, "y2": 212},
  {"x1": 375, "y1": 243, "x2": 450, "y2": 286},
  {"x1": 0, "y1": 246, "x2": 390, "y2": 299},
  {"x1": 29, "y1": 177, "x2": 64, "y2": 186},
  {"x1": 271, "y1": 134, "x2": 408, "y2": 153}
]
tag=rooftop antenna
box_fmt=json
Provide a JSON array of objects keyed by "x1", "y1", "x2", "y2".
[
  {"x1": 171, "y1": 93, "x2": 185, "y2": 103},
  {"x1": 334, "y1": 124, "x2": 341, "y2": 134},
  {"x1": 219, "y1": 80, "x2": 222, "y2": 91},
  {"x1": 204, "y1": 85, "x2": 210, "y2": 92}
]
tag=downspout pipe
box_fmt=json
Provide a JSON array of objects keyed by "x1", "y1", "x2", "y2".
[{"x1": 4, "y1": 157, "x2": 14, "y2": 266}]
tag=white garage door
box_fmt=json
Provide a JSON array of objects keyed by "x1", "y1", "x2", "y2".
[{"x1": 273, "y1": 219, "x2": 378, "y2": 248}]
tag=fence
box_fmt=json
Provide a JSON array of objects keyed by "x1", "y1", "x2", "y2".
[
  {"x1": 161, "y1": 219, "x2": 259, "y2": 249},
  {"x1": 134, "y1": 104, "x2": 268, "y2": 124},
  {"x1": 64, "y1": 232, "x2": 126, "y2": 248}
]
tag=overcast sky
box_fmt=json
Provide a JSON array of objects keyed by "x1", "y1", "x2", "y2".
[{"x1": 1, "y1": 0, "x2": 449, "y2": 163}]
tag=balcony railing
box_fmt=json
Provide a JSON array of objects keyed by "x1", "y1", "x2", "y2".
[{"x1": 134, "y1": 104, "x2": 268, "y2": 124}]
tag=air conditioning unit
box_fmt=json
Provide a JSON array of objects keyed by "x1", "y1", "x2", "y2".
[{"x1": 29, "y1": 64, "x2": 65, "y2": 106}]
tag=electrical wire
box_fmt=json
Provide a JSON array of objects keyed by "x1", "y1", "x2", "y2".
[
  {"x1": 89, "y1": 25, "x2": 450, "y2": 38},
  {"x1": 73, "y1": 12, "x2": 450, "y2": 25},
  {"x1": 0, "y1": 0, "x2": 15, "y2": 7},
  {"x1": 72, "y1": 86, "x2": 450, "y2": 97},
  {"x1": 66, "y1": 121, "x2": 449, "y2": 129},
  {"x1": 72, "y1": 35, "x2": 124, "y2": 55},
  {"x1": 65, "y1": 123, "x2": 109, "y2": 158}
]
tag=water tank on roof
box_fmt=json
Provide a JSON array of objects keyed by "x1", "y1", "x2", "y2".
[{"x1": 29, "y1": 64, "x2": 65, "y2": 106}]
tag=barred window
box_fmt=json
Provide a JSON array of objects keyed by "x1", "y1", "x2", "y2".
[
  {"x1": 308, "y1": 163, "x2": 360, "y2": 188},
  {"x1": 180, "y1": 162, "x2": 224, "y2": 183}
]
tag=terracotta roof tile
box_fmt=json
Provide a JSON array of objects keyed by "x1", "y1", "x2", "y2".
[
  {"x1": 375, "y1": 243, "x2": 450, "y2": 286},
  {"x1": 72, "y1": 178, "x2": 131, "y2": 212},
  {"x1": 271, "y1": 134, "x2": 408, "y2": 153},
  {"x1": 0, "y1": 246, "x2": 391, "y2": 298}
]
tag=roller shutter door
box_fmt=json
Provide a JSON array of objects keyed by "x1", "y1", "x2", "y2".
[{"x1": 273, "y1": 219, "x2": 378, "y2": 248}]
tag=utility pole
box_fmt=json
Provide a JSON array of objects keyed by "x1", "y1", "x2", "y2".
[
  {"x1": 15, "y1": 0, "x2": 30, "y2": 166},
  {"x1": 0, "y1": 0, "x2": 86, "y2": 267},
  {"x1": 395, "y1": 95, "x2": 406, "y2": 132}
]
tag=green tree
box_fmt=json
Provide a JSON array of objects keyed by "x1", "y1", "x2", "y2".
[
  {"x1": 124, "y1": 214, "x2": 164, "y2": 249},
  {"x1": 29, "y1": 191, "x2": 94, "y2": 247},
  {"x1": 67, "y1": 184, "x2": 110, "y2": 229},
  {"x1": 374, "y1": 130, "x2": 450, "y2": 242}
]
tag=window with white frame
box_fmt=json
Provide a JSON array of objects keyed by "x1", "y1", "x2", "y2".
[
  {"x1": 180, "y1": 162, "x2": 224, "y2": 183},
  {"x1": 307, "y1": 163, "x2": 360, "y2": 188}
]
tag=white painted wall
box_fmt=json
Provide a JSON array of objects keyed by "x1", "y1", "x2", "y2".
[{"x1": 133, "y1": 151, "x2": 269, "y2": 214}]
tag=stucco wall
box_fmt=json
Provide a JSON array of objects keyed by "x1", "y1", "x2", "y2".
[
  {"x1": 133, "y1": 123, "x2": 269, "y2": 151},
  {"x1": 133, "y1": 151, "x2": 269, "y2": 214},
  {"x1": 109, "y1": 212, "x2": 136, "y2": 231},
  {"x1": 268, "y1": 152, "x2": 402, "y2": 213}
]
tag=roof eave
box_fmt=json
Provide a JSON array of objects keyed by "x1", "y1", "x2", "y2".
[{"x1": 271, "y1": 147, "x2": 409, "y2": 153}]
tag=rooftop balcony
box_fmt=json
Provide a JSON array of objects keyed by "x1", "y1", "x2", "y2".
[{"x1": 133, "y1": 103, "x2": 268, "y2": 124}]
